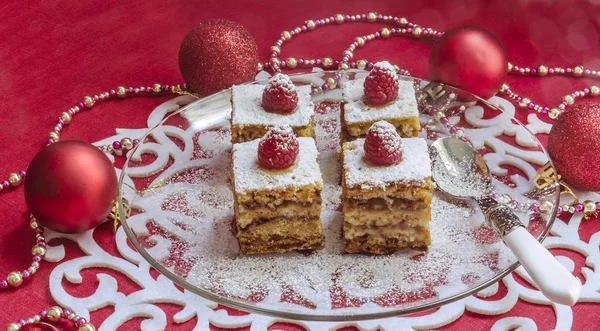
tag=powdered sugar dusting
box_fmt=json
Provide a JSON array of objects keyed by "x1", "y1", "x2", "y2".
[
  {"x1": 432, "y1": 157, "x2": 491, "y2": 199},
  {"x1": 233, "y1": 136, "x2": 321, "y2": 193},
  {"x1": 231, "y1": 84, "x2": 313, "y2": 126},
  {"x1": 342, "y1": 78, "x2": 418, "y2": 123},
  {"x1": 373, "y1": 60, "x2": 396, "y2": 73},
  {"x1": 344, "y1": 138, "x2": 431, "y2": 189}
]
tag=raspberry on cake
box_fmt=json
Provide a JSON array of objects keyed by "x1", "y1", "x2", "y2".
[
  {"x1": 341, "y1": 121, "x2": 434, "y2": 254},
  {"x1": 341, "y1": 61, "x2": 420, "y2": 140},
  {"x1": 230, "y1": 74, "x2": 315, "y2": 143},
  {"x1": 231, "y1": 125, "x2": 324, "y2": 254}
]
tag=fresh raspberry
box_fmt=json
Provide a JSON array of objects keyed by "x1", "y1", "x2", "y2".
[
  {"x1": 258, "y1": 125, "x2": 299, "y2": 169},
  {"x1": 364, "y1": 121, "x2": 403, "y2": 166},
  {"x1": 262, "y1": 74, "x2": 298, "y2": 113},
  {"x1": 363, "y1": 61, "x2": 399, "y2": 106}
]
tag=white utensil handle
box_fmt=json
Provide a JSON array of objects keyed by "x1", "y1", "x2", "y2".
[{"x1": 504, "y1": 226, "x2": 582, "y2": 306}]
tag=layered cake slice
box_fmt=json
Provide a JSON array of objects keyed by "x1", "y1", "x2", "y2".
[
  {"x1": 341, "y1": 61, "x2": 420, "y2": 141},
  {"x1": 232, "y1": 125, "x2": 323, "y2": 254},
  {"x1": 231, "y1": 74, "x2": 315, "y2": 143},
  {"x1": 341, "y1": 121, "x2": 433, "y2": 254}
]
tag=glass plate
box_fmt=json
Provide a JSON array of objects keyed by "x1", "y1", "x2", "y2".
[{"x1": 118, "y1": 71, "x2": 559, "y2": 321}]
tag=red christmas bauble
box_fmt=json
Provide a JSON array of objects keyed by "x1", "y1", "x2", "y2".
[
  {"x1": 24, "y1": 140, "x2": 118, "y2": 233},
  {"x1": 20, "y1": 322, "x2": 58, "y2": 331},
  {"x1": 548, "y1": 103, "x2": 600, "y2": 191},
  {"x1": 428, "y1": 26, "x2": 508, "y2": 100},
  {"x1": 178, "y1": 19, "x2": 259, "y2": 96}
]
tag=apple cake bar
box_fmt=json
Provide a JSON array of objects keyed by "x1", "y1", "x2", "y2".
[
  {"x1": 232, "y1": 134, "x2": 323, "y2": 254},
  {"x1": 230, "y1": 74, "x2": 315, "y2": 143},
  {"x1": 341, "y1": 136, "x2": 434, "y2": 254},
  {"x1": 340, "y1": 61, "x2": 420, "y2": 141}
]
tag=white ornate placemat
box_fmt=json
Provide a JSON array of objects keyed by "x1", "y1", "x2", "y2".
[{"x1": 43, "y1": 71, "x2": 600, "y2": 331}]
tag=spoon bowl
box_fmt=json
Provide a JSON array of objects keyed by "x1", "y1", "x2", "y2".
[{"x1": 429, "y1": 137, "x2": 492, "y2": 201}]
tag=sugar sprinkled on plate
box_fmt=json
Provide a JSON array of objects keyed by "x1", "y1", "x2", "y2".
[{"x1": 133, "y1": 100, "x2": 512, "y2": 312}]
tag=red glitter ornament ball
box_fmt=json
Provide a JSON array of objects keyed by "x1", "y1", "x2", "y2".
[
  {"x1": 429, "y1": 26, "x2": 508, "y2": 100},
  {"x1": 178, "y1": 19, "x2": 259, "y2": 96},
  {"x1": 24, "y1": 140, "x2": 118, "y2": 233},
  {"x1": 548, "y1": 103, "x2": 600, "y2": 191}
]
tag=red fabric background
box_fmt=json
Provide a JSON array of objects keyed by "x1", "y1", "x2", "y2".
[{"x1": 1, "y1": 0, "x2": 600, "y2": 330}]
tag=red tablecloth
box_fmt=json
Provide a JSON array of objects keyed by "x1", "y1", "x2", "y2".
[{"x1": 1, "y1": 1, "x2": 600, "y2": 330}]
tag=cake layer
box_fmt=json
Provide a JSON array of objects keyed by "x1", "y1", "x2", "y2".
[
  {"x1": 231, "y1": 119, "x2": 314, "y2": 143},
  {"x1": 235, "y1": 185, "x2": 321, "y2": 208},
  {"x1": 340, "y1": 103, "x2": 420, "y2": 138},
  {"x1": 232, "y1": 137, "x2": 323, "y2": 207},
  {"x1": 344, "y1": 234, "x2": 430, "y2": 254},
  {"x1": 343, "y1": 222, "x2": 430, "y2": 240},
  {"x1": 345, "y1": 197, "x2": 429, "y2": 210},
  {"x1": 236, "y1": 217, "x2": 323, "y2": 254},
  {"x1": 343, "y1": 202, "x2": 431, "y2": 227},
  {"x1": 343, "y1": 220, "x2": 431, "y2": 254},
  {"x1": 343, "y1": 181, "x2": 434, "y2": 202},
  {"x1": 239, "y1": 235, "x2": 323, "y2": 255},
  {"x1": 236, "y1": 200, "x2": 322, "y2": 229}
]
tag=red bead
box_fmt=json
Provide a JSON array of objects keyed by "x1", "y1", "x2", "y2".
[
  {"x1": 429, "y1": 26, "x2": 507, "y2": 100},
  {"x1": 75, "y1": 318, "x2": 87, "y2": 327}
]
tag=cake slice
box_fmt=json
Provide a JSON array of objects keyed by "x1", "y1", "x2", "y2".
[
  {"x1": 341, "y1": 121, "x2": 433, "y2": 254},
  {"x1": 232, "y1": 125, "x2": 323, "y2": 254},
  {"x1": 340, "y1": 61, "x2": 420, "y2": 141},
  {"x1": 231, "y1": 74, "x2": 315, "y2": 143}
]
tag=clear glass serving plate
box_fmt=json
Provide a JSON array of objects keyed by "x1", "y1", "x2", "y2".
[{"x1": 117, "y1": 71, "x2": 559, "y2": 321}]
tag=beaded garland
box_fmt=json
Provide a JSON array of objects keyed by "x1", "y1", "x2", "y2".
[
  {"x1": 263, "y1": 12, "x2": 600, "y2": 121},
  {"x1": 2, "y1": 11, "x2": 600, "y2": 330},
  {"x1": 6, "y1": 306, "x2": 95, "y2": 331}
]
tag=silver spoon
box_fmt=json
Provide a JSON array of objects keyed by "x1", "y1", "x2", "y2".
[{"x1": 430, "y1": 137, "x2": 581, "y2": 306}]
